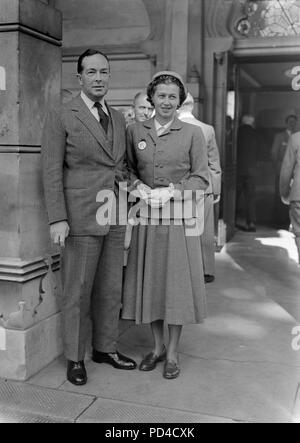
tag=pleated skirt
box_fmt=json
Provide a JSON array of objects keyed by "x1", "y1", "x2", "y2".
[{"x1": 122, "y1": 221, "x2": 207, "y2": 325}]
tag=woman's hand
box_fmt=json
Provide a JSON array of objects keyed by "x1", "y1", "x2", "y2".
[
  {"x1": 136, "y1": 183, "x2": 152, "y2": 201},
  {"x1": 148, "y1": 185, "x2": 175, "y2": 208}
]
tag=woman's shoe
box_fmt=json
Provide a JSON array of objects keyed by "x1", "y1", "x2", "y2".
[
  {"x1": 139, "y1": 346, "x2": 167, "y2": 371},
  {"x1": 163, "y1": 360, "x2": 180, "y2": 379}
]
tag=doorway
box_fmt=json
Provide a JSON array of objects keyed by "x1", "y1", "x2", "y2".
[
  {"x1": 216, "y1": 53, "x2": 300, "y2": 243},
  {"x1": 234, "y1": 57, "x2": 300, "y2": 230}
]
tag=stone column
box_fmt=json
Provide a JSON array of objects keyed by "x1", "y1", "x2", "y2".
[{"x1": 0, "y1": 0, "x2": 63, "y2": 380}]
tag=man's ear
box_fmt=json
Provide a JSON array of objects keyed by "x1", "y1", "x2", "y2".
[{"x1": 77, "y1": 73, "x2": 83, "y2": 86}]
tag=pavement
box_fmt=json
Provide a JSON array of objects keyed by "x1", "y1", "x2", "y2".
[{"x1": 0, "y1": 228, "x2": 299, "y2": 423}]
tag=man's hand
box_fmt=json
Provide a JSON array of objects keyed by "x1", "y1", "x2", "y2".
[
  {"x1": 50, "y1": 221, "x2": 70, "y2": 248},
  {"x1": 213, "y1": 194, "x2": 221, "y2": 204},
  {"x1": 281, "y1": 196, "x2": 290, "y2": 206}
]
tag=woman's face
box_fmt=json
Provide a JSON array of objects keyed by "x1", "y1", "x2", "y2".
[{"x1": 152, "y1": 83, "x2": 180, "y2": 123}]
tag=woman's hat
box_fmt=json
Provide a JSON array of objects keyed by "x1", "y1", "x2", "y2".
[{"x1": 151, "y1": 70, "x2": 187, "y2": 99}]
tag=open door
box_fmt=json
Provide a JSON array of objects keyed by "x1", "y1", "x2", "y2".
[{"x1": 213, "y1": 51, "x2": 239, "y2": 245}]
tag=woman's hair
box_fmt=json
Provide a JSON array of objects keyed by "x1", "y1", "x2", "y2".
[{"x1": 147, "y1": 75, "x2": 186, "y2": 107}]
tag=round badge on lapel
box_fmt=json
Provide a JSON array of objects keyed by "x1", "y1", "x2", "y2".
[{"x1": 138, "y1": 141, "x2": 147, "y2": 151}]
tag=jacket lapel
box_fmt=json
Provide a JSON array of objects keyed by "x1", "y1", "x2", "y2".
[
  {"x1": 142, "y1": 118, "x2": 158, "y2": 145},
  {"x1": 71, "y1": 96, "x2": 114, "y2": 160},
  {"x1": 163, "y1": 117, "x2": 184, "y2": 136},
  {"x1": 142, "y1": 116, "x2": 184, "y2": 141},
  {"x1": 109, "y1": 106, "x2": 123, "y2": 160}
]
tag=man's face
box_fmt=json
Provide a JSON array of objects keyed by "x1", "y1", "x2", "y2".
[
  {"x1": 78, "y1": 54, "x2": 110, "y2": 101},
  {"x1": 286, "y1": 116, "x2": 297, "y2": 132},
  {"x1": 134, "y1": 95, "x2": 154, "y2": 122}
]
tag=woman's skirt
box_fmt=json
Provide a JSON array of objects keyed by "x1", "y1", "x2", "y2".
[{"x1": 122, "y1": 221, "x2": 207, "y2": 325}]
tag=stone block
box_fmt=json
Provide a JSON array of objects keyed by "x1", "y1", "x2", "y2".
[
  {"x1": 0, "y1": 312, "x2": 63, "y2": 380},
  {"x1": 19, "y1": 33, "x2": 61, "y2": 145},
  {"x1": 0, "y1": 154, "x2": 20, "y2": 257},
  {"x1": 0, "y1": 0, "x2": 62, "y2": 40},
  {"x1": 0, "y1": 153, "x2": 56, "y2": 258},
  {"x1": 0, "y1": 267, "x2": 61, "y2": 330},
  {"x1": 0, "y1": 33, "x2": 19, "y2": 145},
  {"x1": 18, "y1": 153, "x2": 53, "y2": 258}
]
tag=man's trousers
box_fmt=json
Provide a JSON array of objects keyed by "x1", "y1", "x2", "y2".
[
  {"x1": 60, "y1": 225, "x2": 126, "y2": 362},
  {"x1": 290, "y1": 201, "x2": 300, "y2": 264},
  {"x1": 201, "y1": 194, "x2": 215, "y2": 276}
]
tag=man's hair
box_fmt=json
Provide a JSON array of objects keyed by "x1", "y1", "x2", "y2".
[
  {"x1": 285, "y1": 114, "x2": 297, "y2": 124},
  {"x1": 77, "y1": 49, "x2": 110, "y2": 74},
  {"x1": 133, "y1": 91, "x2": 149, "y2": 106},
  {"x1": 178, "y1": 92, "x2": 194, "y2": 114}
]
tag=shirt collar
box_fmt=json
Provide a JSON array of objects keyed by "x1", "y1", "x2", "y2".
[
  {"x1": 80, "y1": 91, "x2": 108, "y2": 113},
  {"x1": 154, "y1": 118, "x2": 174, "y2": 132}
]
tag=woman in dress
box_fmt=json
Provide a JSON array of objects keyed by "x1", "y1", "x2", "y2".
[{"x1": 122, "y1": 71, "x2": 210, "y2": 379}]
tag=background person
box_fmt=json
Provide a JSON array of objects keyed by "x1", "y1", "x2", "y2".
[
  {"x1": 272, "y1": 112, "x2": 298, "y2": 229},
  {"x1": 236, "y1": 114, "x2": 259, "y2": 232},
  {"x1": 133, "y1": 91, "x2": 154, "y2": 122},
  {"x1": 178, "y1": 93, "x2": 221, "y2": 284},
  {"x1": 280, "y1": 131, "x2": 300, "y2": 264},
  {"x1": 122, "y1": 71, "x2": 209, "y2": 380}
]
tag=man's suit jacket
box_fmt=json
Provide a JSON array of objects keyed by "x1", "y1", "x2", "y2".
[
  {"x1": 178, "y1": 112, "x2": 221, "y2": 195},
  {"x1": 42, "y1": 95, "x2": 127, "y2": 235},
  {"x1": 272, "y1": 130, "x2": 291, "y2": 175},
  {"x1": 280, "y1": 132, "x2": 300, "y2": 201},
  {"x1": 236, "y1": 124, "x2": 259, "y2": 177}
]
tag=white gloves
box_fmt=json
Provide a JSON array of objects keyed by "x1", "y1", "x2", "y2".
[{"x1": 137, "y1": 183, "x2": 175, "y2": 208}]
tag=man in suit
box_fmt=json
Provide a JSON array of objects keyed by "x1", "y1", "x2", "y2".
[
  {"x1": 178, "y1": 93, "x2": 221, "y2": 283},
  {"x1": 133, "y1": 91, "x2": 154, "y2": 123},
  {"x1": 42, "y1": 49, "x2": 137, "y2": 386},
  {"x1": 236, "y1": 115, "x2": 259, "y2": 232},
  {"x1": 272, "y1": 112, "x2": 298, "y2": 229},
  {"x1": 280, "y1": 131, "x2": 300, "y2": 264}
]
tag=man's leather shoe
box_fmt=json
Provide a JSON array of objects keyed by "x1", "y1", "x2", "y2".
[
  {"x1": 67, "y1": 360, "x2": 87, "y2": 386},
  {"x1": 204, "y1": 274, "x2": 215, "y2": 284},
  {"x1": 163, "y1": 360, "x2": 180, "y2": 379},
  {"x1": 139, "y1": 346, "x2": 167, "y2": 371},
  {"x1": 92, "y1": 350, "x2": 137, "y2": 370}
]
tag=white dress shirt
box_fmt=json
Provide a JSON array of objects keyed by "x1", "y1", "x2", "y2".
[
  {"x1": 80, "y1": 91, "x2": 109, "y2": 121},
  {"x1": 154, "y1": 118, "x2": 174, "y2": 136}
]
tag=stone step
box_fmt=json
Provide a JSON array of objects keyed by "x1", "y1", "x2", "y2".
[{"x1": 0, "y1": 380, "x2": 95, "y2": 423}]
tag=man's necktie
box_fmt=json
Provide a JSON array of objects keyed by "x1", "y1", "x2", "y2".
[{"x1": 94, "y1": 102, "x2": 109, "y2": 134}]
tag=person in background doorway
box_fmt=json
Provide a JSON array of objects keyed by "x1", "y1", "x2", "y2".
[
  {"x1": 272, "y1": 112, "x2": 298, "y2": 229},
  {"x1": 133, "y1": 91, "x2": 154, "y2": 123},
  {"x1": 280, "y1": 131, "x2": 300, "y2": 265},
  {"x1": 236, "y1": 114, "x2": 259, "y2": 232},
  {"x1": 178, "y1": 93, "x2": 221, "y2": 284}
]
